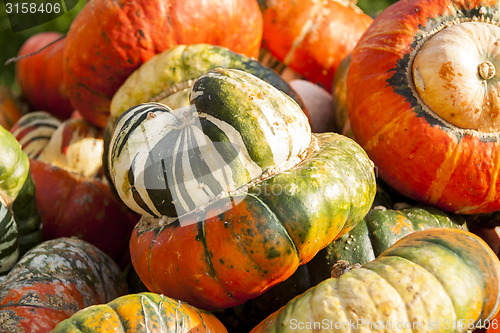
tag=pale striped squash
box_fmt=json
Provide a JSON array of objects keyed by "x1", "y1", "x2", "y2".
[
  {"x1": 0, "y1": 125, "x2": 42, "y2": 272},
  {"x1": 10, "y1": 111, "x2": 61, "y2": 159},
  {"x1": 109, "y1": 68, "x2": 311, "y2": 218},
  {"x1": 0, "y1": 201, "x2": 18, "y2": 273}
]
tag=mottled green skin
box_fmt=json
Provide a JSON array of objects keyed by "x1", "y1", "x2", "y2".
[
  {"x1": 249, "y1": 133, "x2": 376, "y2": 261},
  {"x1": 52, "y1": 292, "x2": 227, "y2": 332},
  {"x1": 0, "y1": 126, "x2": 41, "y2": 271},
  {"x1": 311, "y1": 205, "x2": 468, "y2": 283},
  {"x1": 251, "y1": 229, "x2": 500, "y2": 333},
  {"x1": 130, "y1": 132, "x2": 376, "y2": 310},
  {"x1": 218, "y1": 203, "x2": 466, "y2": 331}
]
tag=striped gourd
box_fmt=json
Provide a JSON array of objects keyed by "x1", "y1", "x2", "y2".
[
  {"x1": 108, "y1": 68, "x2": 377, "y2": 309},
  {"x1": 0, "y1": 201, "x2": 18, "y2": 273},
  {"x1": 0, "y1": 125, "x2": 41, "y2": 269},
  {"x1": 52, "y1": 292, "x2": 227, "y2": 332},
  {"x1": 109, "y1": 68, "x2": 311, "y2": 218},
  {"x1": 251, "y1": 228, "x2": 500, "y2": 333},
  {"x1": 103, "y1": 43, "x2": 309, "y2": 192},
  {"x1": 10, "y1": 111, "x2": 61, "y2": 159}
]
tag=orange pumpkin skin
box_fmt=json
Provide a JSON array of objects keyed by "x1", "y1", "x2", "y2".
[
  {"x1": 16, "y1": 32, "x2": 73, "y2": 120},
  {"x1": 0, "y1": 86, "x2": 26, "y2": 130},
  {"x1": 347, "y1": 0, "x2": 500, "y2": 215},
  {"x1": 64, "y1": 0, "x2": 263, "y2": 128},
  {"x1": 260, "y1": 0, "x2": 372, "y2": 90},
  {"x1": 29, "y1": 159, "x2": 138, "y2": 267}
]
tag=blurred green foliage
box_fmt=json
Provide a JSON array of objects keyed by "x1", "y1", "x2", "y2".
[
  {"x1": 357, "y1": 0, "x2": 398, "y2": 17},
  {"x1": 0, "y1": 0, "x2": 86, "y2": 92}
]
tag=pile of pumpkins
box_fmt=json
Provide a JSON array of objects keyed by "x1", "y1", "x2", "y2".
[{"x1": 2, "y1": 0, "x2": 500, "y2": 332}]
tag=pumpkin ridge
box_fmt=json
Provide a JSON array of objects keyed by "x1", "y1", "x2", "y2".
[{"x1": 362, "y1": 256, "x2": 431, "y2": 327}]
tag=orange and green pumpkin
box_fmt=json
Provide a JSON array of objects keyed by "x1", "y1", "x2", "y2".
[
  {"x1": 108, "y1": 68, "x2": 377, "y2": 309},
  {"x1": 348, "y1": 0, "x2": 500, "y2": 214},
  {"x1": 251, "y1": 228, "x2": 500, "y2": 332},
  {"x1": 52, "y1": 292, "x2": 227, "y2": 332},
  {"x1": 218, "y1": 201, "x2": 468, "y2": 331}
]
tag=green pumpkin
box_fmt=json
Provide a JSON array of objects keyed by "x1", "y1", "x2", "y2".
[
  {"x1": 219, "y1": 201, "x2": 467, "y2": 331},
  {"x1": 251, "y1": 228, "x2": 500, "y2": 332},
  {"x1": 0, "y1": 126, "x2": 41, "y2": 273},
  {"x1": 109, "y1": 68, "x2": 376, "y2": 309}
]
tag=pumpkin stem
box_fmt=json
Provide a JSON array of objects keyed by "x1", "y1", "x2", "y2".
[
  {"x1": 331, "y1": 260, "x2": 361, "y2": 278},
  {"x1": 4, "y1": 34, "x2": 66, "y2": 66},
  {"x1": 478, "y1": 61, "x2": 496, "y2": 80}
]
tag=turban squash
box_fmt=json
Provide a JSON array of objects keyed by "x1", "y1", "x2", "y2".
[
  {"x1": 348, "y1": 0, "x2": 500, "y2": 214},
  {"x1": 64, "y1": 0, "x2": 263, "y2": 128},
  {"x1": 0, "y1": 237, "x2": 128, "y2": 332},
  {"x1": 52, "y1": 292, "x2": 227, "y2": 332},
  {"x1": 219, "y1": 200, "x2": 468, "y2": 331},
  {"x1": 108, "y1": 68, "x2": 377, "y2": 309},
  {"x1": 251, "y1": 228, "x2": 500, "y2": 332},
  {"x1": 0, "y1": 126, "x2": 41, "y2": 274}
]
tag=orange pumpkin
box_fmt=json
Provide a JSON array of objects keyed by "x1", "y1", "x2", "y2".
[
  {"x1": 16, "y1": 32, "x2": 73, "y2": 120},
  {"x1": 64, "y1": 0, "x2": 263, "y2": 128},
  {"x1": 259, "y1": 0, "x2": 372, "y2": 90},
  {"x1": 348, "y1": 0, "x2": 500, "y2": 214}
]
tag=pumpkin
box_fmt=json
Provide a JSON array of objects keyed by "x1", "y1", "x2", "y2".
[
  {"x1": 64, "y1": 0, "x2": 263, "y2": 128},
  {"x1": 108, "y1": 68, "x2": 377, "y2": 309},
  {"x1": 0, "y1": 86, "x2": 26, "y2": 130},
  {"x1": 104, "y1": 43, "x2": 310, "y2": 187},
  {"x1": 15, "y1": 32, "x2": 73, "y2": 120},
  {"x1": 0, "y1": 237, "x2": 128, "y2": 332},
  {"x1": 0, "y1": 125, "x2": 42, "y2": 273},
  {"x1": 52, "y1": 292, "x2": 227, "y2": 332},
  {"x1": 10, "y1": 113, "x2": 138, "y2": 266},
  {"x1": 258, "y1": 0, "x2": 373, "y2": 90},
  {"x1": 251, "y1": 228, "x2": 500, "y2": 332},
  {"x1": 347, "y1": 0, "x2": 500, "y2": 214},
  {"x1": 218, "y1": 200, "x2": 468, "y2": 331}
]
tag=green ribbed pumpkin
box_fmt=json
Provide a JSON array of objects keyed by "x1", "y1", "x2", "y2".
[
  {"x1": 251, "y1": 228, "x2": 500, "y2": 332},
  {"x1": 108, "y1": 68, "x2": 377, "y2": 310},
  {"x1": 0, "y1": 126, "x2": 41, "y2": 273}
]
